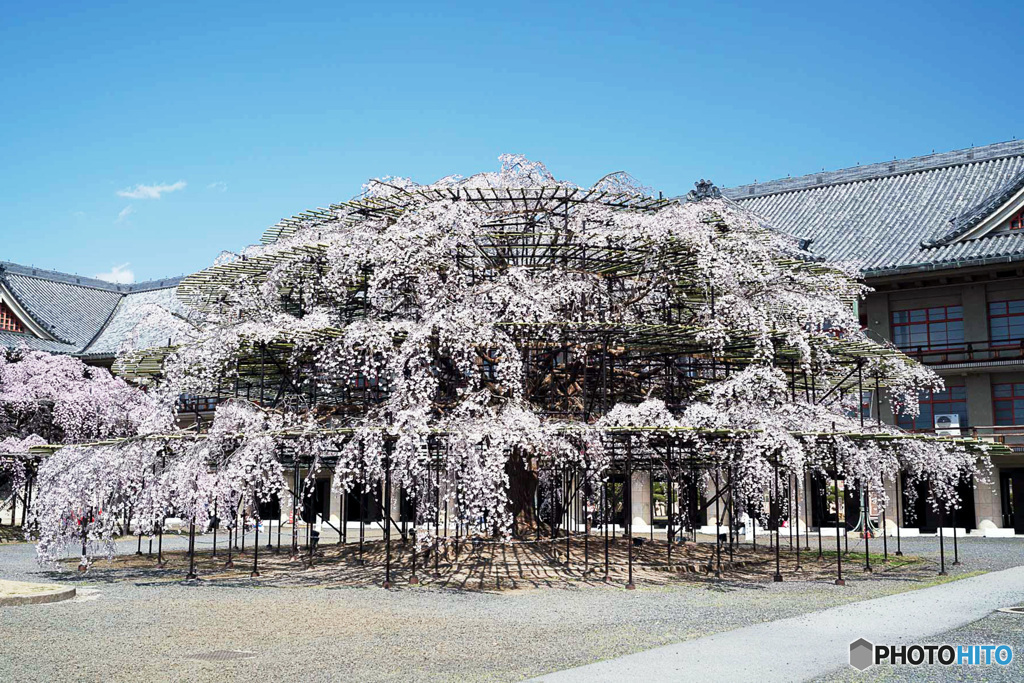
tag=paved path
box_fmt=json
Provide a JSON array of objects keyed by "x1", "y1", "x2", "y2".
[{"x1": 532, "y1": 566, "x2": 1024, "y2": 682}]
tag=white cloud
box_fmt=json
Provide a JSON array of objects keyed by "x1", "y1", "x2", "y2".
[
  {"x1": 95, "y1": 263, "x2": 135, "y2": 285},
  {"x1": 207, "y1": 181, "x2": 227, "y2": 192},
  {"x1": 116, "y1": 205, "x2": 134, "y2": 223},
  {"x1": 116, "y1": 180, "x2": 187, "y2": 199}
]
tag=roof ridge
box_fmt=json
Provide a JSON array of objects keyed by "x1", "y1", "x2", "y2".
[
  {"x1": 0, "y1": 261, "x2": 184, "y2": 293},
  {"x1": 723, "y1": 139, "x2": 1024, "y2": 201}
]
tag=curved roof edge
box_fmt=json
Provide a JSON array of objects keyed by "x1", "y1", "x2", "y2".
[{"x1": 724, "y1": 140, "x2": 1024, "y2": 201}]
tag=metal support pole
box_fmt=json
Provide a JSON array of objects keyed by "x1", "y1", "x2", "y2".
[
  {"x1": 225, "y1": 524, "x2": 234, "y2": 568},
  {"x1": 803, "y1": 469, "x2": 810, "y2": 550},
  {"x1": 291, "y1": 461, "x2": 299, "y2": 558},
  {"x1": 434, "y1": 458, "x2": 441, "y2": 577},
  {"x1": 938, "y1": 501, "x2": 947, "y2": 576},
  {"x1": 252, "y1": 514, "x2": 261, "y2": 578},
  {"x1": 817, "y1": 475, "x2": 823, "y2": 559},
  {"x1": 626, "y1": 442, "x2": 635, "y2": 590},
  {"x1": 773, "y1": 459, "x2": 782, "y2": 582},
  {"x1": 833, "y1": 454, "x2": 844, "y2": 586},
  {"x1": 895, "y1": 473, "x2": 903, "y2": 556},
  {"x1": 952, "y1": 505, "x2": 961, "y2": 566},
  {"x1": 410, "y1": 526, "x2": 419, "y2": 585},
  {"x1": 603, "y1": 478, "x2": 610, "y2": 581},
  {"x1": 383, "y1": 446, "x2": 392, "y2": 589},
  {"x1": 727, "y1": 465, "x2": 735, "y2": 563},
  {"x1": 863, "y1": 482, "x2": 871, "y2": 573},
  {"x1": 714, "y1": 466, "x2": 722, "y2": 578},
  {"x1": 794, "y1": 474, "x2": 801, "y2": 571},
  {"x1": 186, "y1": 520, "x2": 198, "y2": 580},
  {"x1": 788, "y1": 474, "x2": 794, "y2": 551},
  {"x1": 667, "y1": 463, "x2": 673, "y2": 565}
]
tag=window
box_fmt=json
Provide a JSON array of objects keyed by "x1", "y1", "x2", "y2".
[
  {"x1": 989, "y1": 300, "x2": 1024, "y2": 342},
  {"x1": 890, "y1": 306, "x2": 964, "y2": 350},
  {"x1": 1011, "y1": 209, "x2": 1024, "y2": 231},
  {"x1": 897, "y1": 386, "x2": 968, "y2": 432},
  {"x1": 993, "y1": 383, "x2": 1024, "y2": 425},
  {"x1": 0, "y1": 301, "x2": 24, "y2": 333}
]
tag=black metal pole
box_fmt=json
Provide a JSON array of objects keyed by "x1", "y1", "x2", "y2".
[
  {"x1": 727, "y1": 465, "x2": 735, "y2": 563},
  {"x1": 714, "y1": 466, "x2": 722, "y2": 578},
  {"x1": 212, "y1": 501, "x2": 218, "y2": 558},
  {"x1": 938, "y1": 501, "x2": 947, "y2": 576},
  {"x1": 895, "y1": 472, "x2": 903, "y2": 556},
  {"x1": 773, "y1": 459, "x2": 782, "y2": 582},
  {"x1": 952, "y1": 502, "x2": 961, "y2": 565},
  {"x1": 291, "y1": 461, "x2": 299, "y2": 558},
  {"x1": 225, "y1": 523, "x2": 234, "y2": 568},
  {"x1": 863, "y1": 482, "x2": 871, "y2": 573},
  {"x1": 252, "y1": 513, "x2": 260, "y2": 578},
  {"x1": 626, "y1": 442, "x2": 635, "y2": 590},
  {"x1": 603, "y1": 477, "x2": 610, "y2": 581},
  {"x1": 817, "y1": 476, "x2": 823, "y2": 559},
  {"x1": 833, "y1": 452, "x2": 844, "y2": 585},
  {"x1": 186, "y1": 520, "x2": 198, "y2": 580},
  {"x1": 794, "y1": 473, "x2": 801, "y2": 571},
  {"x1": 384, "y1": 446, "x2": 392, "y2": 589}
]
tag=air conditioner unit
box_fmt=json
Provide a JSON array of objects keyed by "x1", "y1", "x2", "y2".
[{"x1": 934, "y1": 413, "x2": 961, "y2": 436}]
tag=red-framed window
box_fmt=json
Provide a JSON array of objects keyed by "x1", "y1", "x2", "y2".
[
  {"x1": 1010, "y1": 208, "x2": 1024, "y2": 231},
  {"x1": 993, "y1": 383, "x2": 1024, "y2": 425},
  {"x1": 890, "y1": 306, "x2": 964, "y2": 350},
  {"x1": 897, "y1": 386, "x2": 968, "y2": 432},
  {"x1": 0, "y1": 301, "x2": 24, "y2": 333},
  {"x1": 989, "y1": 300, "x2": 1024, "y2": 342}
]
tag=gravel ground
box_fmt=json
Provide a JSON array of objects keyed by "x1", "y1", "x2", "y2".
[{"x1": 0, "y1": 533, "x2": 1021, "y2": 682}]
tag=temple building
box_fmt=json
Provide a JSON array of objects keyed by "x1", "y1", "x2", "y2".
[
  {"x1": 725, "y1": 139, "x2": 1024, "y2": 536},
  {"x1": 0, "y1": 261, "x2": 188, "y2": 366}
]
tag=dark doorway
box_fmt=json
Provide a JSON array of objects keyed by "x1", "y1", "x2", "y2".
[
  {"x1": 680, "y1": 471, "x2": 707, "y2": 529},
  {"x1": 398, "y1": 486, "x2": 416, "y2": 523},
  {"x1": 902, "y1": 474, "x2": 976, "y2": 532},
  {"x1": 810, "y1": 473, "x2": 851, "y2": 529},
  {"x1": 1001, "y1": 469, "x2": 1024, "y2": 533},
  {"x1": 257, "y1": 494, "x2": 281, "y2": 522},
  {"x1": 345, "y1": 481, "x2": 382, "y2": 522},
  {"x1": 301, "y1": 479, "x2": 331, "y2": 524}
]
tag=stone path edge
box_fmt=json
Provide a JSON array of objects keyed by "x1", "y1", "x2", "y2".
[{"x1": 0, "y1": 585, "x2": 76, "y2": 607}]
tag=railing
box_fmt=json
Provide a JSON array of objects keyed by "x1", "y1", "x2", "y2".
[
  {"x1": 897, "y1": 338, "x2": 1024, "y2": 365},
  {"x1": 969, "y1": 425, "x2": 1024, "y2": 451},
  {"x1": 176, "y1": 395, "x2": 220, "y2": 414}
]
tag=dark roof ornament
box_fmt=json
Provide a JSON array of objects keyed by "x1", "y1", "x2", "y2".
[{"x1": 686, "y1": 179, "x2": 721, "y2": 202}]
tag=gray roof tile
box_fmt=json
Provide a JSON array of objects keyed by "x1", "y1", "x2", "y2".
[
  {"x1": 723, "y1": 141, "x2": 1024, "y2": 275},
  {"x1": 0, "y1": 262, "x2": 188, "y2": 359}
]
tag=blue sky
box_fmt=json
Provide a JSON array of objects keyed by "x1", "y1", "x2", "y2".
[{"x1": 2, "y1": 1, "x2": 1022, "y2": 283}]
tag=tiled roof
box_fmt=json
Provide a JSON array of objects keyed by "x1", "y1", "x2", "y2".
[
  {"x1": 0, "y1": 331, "x2": 79, "y2": 355},
  {"x1": 81, "y1": 287, "x2": 196, "y2": 358},
  {"x1": 3, "y1": 271, "x2": 122, "y2": 347},
  {"x1": 723, "y1": 140, "x2": 1024, "y2": 276},
  {"x1": 0, "y1": 262, "x2": 187, "y2": 359}
]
